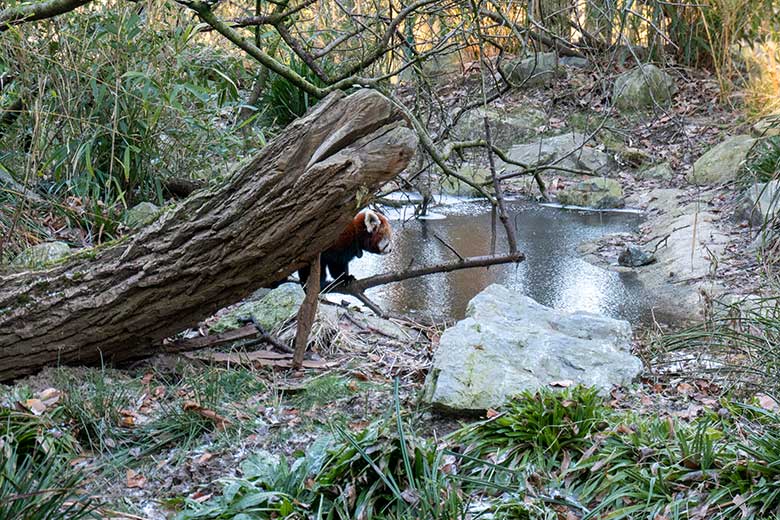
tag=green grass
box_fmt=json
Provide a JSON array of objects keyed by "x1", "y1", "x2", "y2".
[
  {"x1": 0, "y1": 403, "x2": 95, "y2": 518},
  {"x1": 55, "y1": 367, "x2": 139, "y2": 454},
  {"x1": 742, "y1": 135, "x2": 780, "y2": 184},
  {"x1": 0, "y1": 446, "x2": 96, "y2": 520},
  {"x1": 292, "y1": 374, "x2": 358, "y2": 411},
  {"x1": 658, "y1": 296, "x2": 780, "y2": 397}
]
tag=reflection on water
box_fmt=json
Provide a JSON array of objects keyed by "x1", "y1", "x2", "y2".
[{"x1": 348, "y1": 201, "x2": 650, "y2": 324}]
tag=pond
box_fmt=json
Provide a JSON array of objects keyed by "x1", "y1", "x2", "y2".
[{"x1": 347, "y1": 200, "x2": 654, "y2": 325}]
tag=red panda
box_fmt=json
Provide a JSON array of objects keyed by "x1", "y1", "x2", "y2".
[{"x1": 300, "y1": 209, "x2": 392, "y2": 289}]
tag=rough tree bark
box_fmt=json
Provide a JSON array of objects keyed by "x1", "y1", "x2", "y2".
[{"x1": 0, "y1": 89, "x2": 418, "y2": 381}]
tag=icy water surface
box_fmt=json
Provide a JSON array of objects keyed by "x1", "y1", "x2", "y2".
[{"x1": 348, "y1": 200, "x2": 651, "y2": 324}]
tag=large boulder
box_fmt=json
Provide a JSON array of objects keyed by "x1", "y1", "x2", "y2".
[
  {"x1": 12, "y1": 241, "x2": 71, "y2": 268},
  {"x1": 613, "y1": 64, "x2": 676, "y2": 111},
  {"x1": 557, "y1": 178, "x2": 624, "y2": 208},
  {"x1": 687, "y1": 135, "x2": 756, "y2": 185},
  {"x1": 210, "y1": 283, "x2": 304, "y2": 333},
  {"x1": 424, "y1": 284, "x2": 642, "y2": 413},
  {"x1": 497, "y1": 132, "x2": 614, "y2": 176},
  {"x1": 452, "y1": 106, "x2": 547, "y2": 151},
  {"x1": 499, "y1": 52, "x2": 563, "y2": 88}
]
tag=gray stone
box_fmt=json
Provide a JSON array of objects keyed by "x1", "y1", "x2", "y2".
[
  {"x1": 557, "y1": 178, "x2": 624, "y2": 208},
  {"x1": 424, "y1": 51, "x2": 462, "y2": 79},
  {"x1": 560, "y1": 56, "x2": 590, "y2": 68},
  {"x1": 752, "y1": 117, "x2": 780, "y2": 137},
  {"x1": 499, "y1": 52, "x2": 563, "y2": 88},
  {"x1": 424, "y1": 284, "x2": 642, "y2": 412},
  {"x1": 12, "y1": 241, "x2": 71, "y2": 268},
  {"x1": 613, "y1": 64, "x2": 677, "y2": 111},
  {"x1": 498, "y1": 132, "x2": 614, "y2": 175},
  {"x1": 619, "y1": 147, "x2": 652, "y2": 168},
  {"x1": 442, "y1": 164, "x2": 491, "y2": 197},
  {"x1": 123, "y1": 201, "x2": 160, "y2": 228},
  {"x1": 1, "y1": 170, "x2": 43, "y2": 203},
  {"x1": 210, "y1": 283, "x2": 304, "y2": 333},
  {"x1": 744, "y1": 180, "x2": 780, "y2": 224},
  {"x1": 638, "y1": 162, "x2": 674, "y2": 180},
  {"x1": 687, "y1": 135, "x2": 756, "y2": 185},
  {"x1": 618, "y1": 245, "x2": 656, "y2": 267},
  {"x1": 452, "y1": 106, "x2": 547, "y2": 151}
]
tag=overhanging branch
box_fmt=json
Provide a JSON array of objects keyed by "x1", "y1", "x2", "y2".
[{"x1": 0, "y1": 0, "x2": 94, "y2": 31}]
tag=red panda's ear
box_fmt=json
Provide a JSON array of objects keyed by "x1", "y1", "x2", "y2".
[{"x1": 364, "y1": 210, "x2": 381, "y2": 234}]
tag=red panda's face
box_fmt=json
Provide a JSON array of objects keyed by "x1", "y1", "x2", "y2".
[{"x1": 362, "y1": 210, "x2": 392, "y2": 255}]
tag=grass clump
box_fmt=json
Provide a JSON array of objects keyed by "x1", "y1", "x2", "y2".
[
  {"x1": 658, "y1": 296, "x2": 780, "y2": 397},
  {"x1": 292, "y1": 374, "x2": 357, "y2": 411},
  {"x1": 457, "y1": 385, "x2": 609, "y2": 462},
  {"x1": 0, "y1": 445, "x2": 96, "y2": 520},
  {"x1": 742, "y1": 135, "x2": 780, "y2": 184},
  {"x1": 55, "y1": 368, "x2": 139, "y2": 454},
  {"x1": 0, "y1": 404, "x2": 95, "y2": 518},
  {"x1": 175, "y1": 380, "x2": 468, "y2": 519}
]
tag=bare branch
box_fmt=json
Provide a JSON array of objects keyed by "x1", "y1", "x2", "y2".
[
  {"x1": 0, "y1": 0, "x2": 94, "y2": 31},
  {"x1": 346, "y1": 252, "x2": 525, "y2": 291},
  {"x1": 479, "y1": 7, "x2": 585, "y2": 58},
  {"x1": 178, "y1": 0, "x2": 328, "y2": 98}
]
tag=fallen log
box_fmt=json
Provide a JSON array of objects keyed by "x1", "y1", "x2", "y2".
[{"x1": 0, "y1": 89, "x2": 417, "y2": 381}]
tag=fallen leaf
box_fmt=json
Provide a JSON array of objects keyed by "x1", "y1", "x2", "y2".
[
  {"x1": 196, "y1": 452, "x2": 213, "y2": 464},
  {"x1": 22, "y1": 399, "x2": 47, "y2": 415},
  {"x1": 677, "y1": 383, "x2": 694, "y2": 395},
  {"x1": 486, "y1": 408, "x2": 500, "y2": 419},
  {"x1": 349, "y1": 420, "x2": 370, "y2": 431},
  {"x1": 37, "y1": 388, "x2": 61, "y2": 407},
  {"x1": 190, "y1": 491, "x2": 212, "y2": 503},
  {"x1": 182, "y1": 401, "x2": 233, "y2": 430},
  {"x1": 126, "y1": 469, "x2": 146, "y2": 489},
  {"x1": 756, "y1": 393, "x2": 779, "y2": 412}
]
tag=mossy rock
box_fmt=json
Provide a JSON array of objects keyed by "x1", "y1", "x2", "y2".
[
  {"x1": 687, "y1": 135, "x2": 757, "y2": 185},
  {"x1": 613, "y1": 64, "x2": 676, "y2": 111},
  {"x1": 441, "y1": 165, "x2": 492, "y2": 197},
  {"x1": 498, "y1": 52, "x2": 564, "y2": 88},
  {"x1": 557, "y1": 178, "x2": 624, "y2": 208},
  {"x1": 452, "y1": 106, "x2": 547, "y2": 151},
  {"x1": 12, "y1": 242, "x2": 71, "y2": 269},
  {"x1": 638, "y1": 162, "x2": 674, "y2": 180},
  {"x1": 210, "y1": 283, "x2": 305, "y2": 333},
  {"x1": 122, "y1": 202, "x2": 160, "y2": 228}
]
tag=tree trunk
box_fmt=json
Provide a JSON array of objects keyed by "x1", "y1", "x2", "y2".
[{"x1": 0, "y1": 89, "x2": 417, "y2": 381}]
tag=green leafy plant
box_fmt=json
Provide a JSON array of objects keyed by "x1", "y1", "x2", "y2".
[
  {"x1": 743, "y1": 135, "x2": 780, "y2": 183},
  {"x1": 457, "y1": 386, "x2": 609, "y2": 464},
  {"x1": 262, "y1": 55, "x2": 328, "y2": 127}
]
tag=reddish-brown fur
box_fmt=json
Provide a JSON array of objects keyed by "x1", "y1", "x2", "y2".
[
  {"x1": 331, "y1": 211, "x2": 392, "y2": 254},
  {"x1": 300, "y1": 210, "x2": 393, "y2": 288}
]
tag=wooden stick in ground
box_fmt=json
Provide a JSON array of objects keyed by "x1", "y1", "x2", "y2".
[{"x1": 293, "y1": 254, "x2": 320, "y2": 369}]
